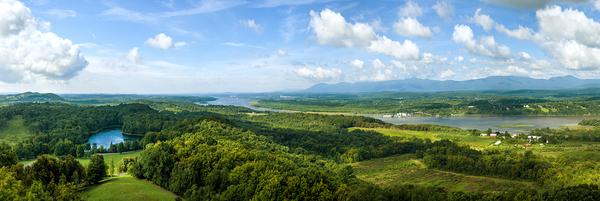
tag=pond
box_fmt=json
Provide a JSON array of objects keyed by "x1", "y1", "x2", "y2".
[
  {"x1": 374, "y1": 115, "x2": 586, "y2": 132},
  {"x1": 87, "y1": 129, "x2": 140, "y2": 148}
]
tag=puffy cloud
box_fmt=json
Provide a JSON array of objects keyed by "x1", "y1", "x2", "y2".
[
  {"x1": 293, "y1": 66, "x2": 342, "y2": 82},
  {"x1": 0, "y1": 0, "x2": 88, "y2": 83},
  {"x1": 242, "y1": 19, "x2": 263, "y2": 34},
  {"x1": 309, "y1": 9, "x2": 420, "y2": 60},
  {"x1": 146, "y1": 33, "x2": 173, "y2": 49},
  {"x1": 536, "y1": 6, "x2": 600, "y2": 48},
  {"x1": 309, "y1": 9, "x2": 376, "y2": 48},
  {"x1": 519, "y1": 52, "x2": 531, "y2": 61},
  {"x1": 483, "y1": 0, "x2": 589, "y2": 9},
  {"x1": 368, "y1": 36, "x2": 420, "y2": 60},
  {"x1": 535, "y1": 6, "x2": 600, "y2": 70},
  {"x1": 495, "y1": 24, "x2": 534, "y2": 40},
  {"x1": 473, "y1": 9, "x2": 494, "y2": 31},
  {"x1": 455, "y1": 56, "x2": 464, "y2": 62},
  {"x1": 422, "y1": 53, "x2": 434, "y2": 63},
  {"x1": 127, "y1": 47, "x2": 141, "y2": 64},
  {"x1": 596, "y1": 0, "x2": 600, "y2": 10},
  {"x1": 370, "y1": 59, "x2": 394, "y2": 81},
  {"x1": 433, "y1": 0, "x2": 454, "y2": 19},
  {"x1": 542, "y1": 40, "x2": 600, "y2": 70},
  {"x1": 473, "y1": 8, "x2": 534, "y2": 40},
  {"x1": 439, "y1": 69, "x2": 456, "y2": 79},
  {"x1": 399, "y1": 1, "x2": 422, "y2": 17},
  {"x1": 350, "y1": 59, "x2": 364, "y2": 69},
  {"x1": 452, "y1": 24, "x2": 510, "y2": 58},
  {"x1": 394, "y1": 17, "x2": 432, "y2": 38}
]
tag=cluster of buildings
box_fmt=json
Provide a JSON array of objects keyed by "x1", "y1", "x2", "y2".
[
  {"x1": 382, "y1": 112, "x2": 412, "y2": 118},
  {"x1": 480, "y1": 131, "x2": 545, "y2": 145}
]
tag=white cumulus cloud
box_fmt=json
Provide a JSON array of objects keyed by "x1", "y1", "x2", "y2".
[
  {"x1": 294, "y1": 66, "x2": 342, "y2": 82},
  {"x1": 495, "y1": 24, "x2": 534, "y2": 40},
  {"x1": 473, "y1": 9, "x2": 495, "y2": 32},
  {"x1": 146, "y1": 33, "x2": 173, "y2": 49},
  {"x1": 535, "y1": 6, "x2": 600, "y2": 70},
  {"x1": 368, "y1": 36, "x2": 420, "y2": 60},
  {"x1": 433, "y1": 0, "x2": 454, "y2": 19},
  {"x1": 242, "y1": 19, "x2": 263, "y2": 34},
  {"x1": 350, "y1": 59, "x2": 364, "y2": 69},
  {"x1": 483, "y1": 0, "x2": 589, "y2": 9},
  {"x1": 399, "y1": 1, "x2": 422, "y2": 17},
  {"x1": 309, "y1": 9, "x2": 376, "y2": 48},
  {"x1": 0, "y1": 0, "x2": 88, "y2": 83},
  {"x1": 394, "y1": 17, "x2": 432, "y2": 38},
  {"x1": 452, "y1": 24, "x2": 510, "y2": 58},
  {"x1": 309, "y1": 9, "x2": 419, "y2": 60}
]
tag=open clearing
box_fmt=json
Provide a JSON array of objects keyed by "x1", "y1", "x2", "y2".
[
  {"x1": 350, "y1": 127, "x2": 496, "y2": 148},
  {"x1": 0, "y1": 116, "x2": 34, "y2": 145},
  {"x1": 351, "y1": 154, "x2": 537, "y2": 192},
  {"x1": 77, "y1": 151, "x2": 142, "y2": 167},
  {"x1": 83, "y1": 175, "x2": 177, "y2": 201}
]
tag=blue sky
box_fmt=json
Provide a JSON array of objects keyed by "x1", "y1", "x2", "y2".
[{"x1": 1, "y1": 0, "x2": 600, "y2": 93}]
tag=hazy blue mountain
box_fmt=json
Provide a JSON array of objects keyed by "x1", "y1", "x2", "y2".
[{"x1": 303, "y1": 76, "x2": 600, "y2": 93}]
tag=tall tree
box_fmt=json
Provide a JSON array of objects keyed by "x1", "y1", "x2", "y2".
[
  {"x1": 87, "y1": 154, "x2": 106, "y2": 184},
  {"x1": 0, "y1": 143, "x2": 17, "y2": 167}
]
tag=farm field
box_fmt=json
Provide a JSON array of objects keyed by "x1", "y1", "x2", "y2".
[
  {"x1": 350, "y1": 127, "x2": 496, "y2": 148},
  {"x1": 83, "y1": 175, "x2": 177, "y2": 201},
  {"x1": 351, "y1": 154, "x2": 537, "y2": 192}
]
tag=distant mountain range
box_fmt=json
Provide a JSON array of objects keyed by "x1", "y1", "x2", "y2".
[{"x1": 303, "y1": 76, "x2": 600, "y2": 93}]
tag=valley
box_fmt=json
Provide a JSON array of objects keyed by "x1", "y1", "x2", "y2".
[{"x1": 0, "y1": 92, "x2": 598, "y2": 201}]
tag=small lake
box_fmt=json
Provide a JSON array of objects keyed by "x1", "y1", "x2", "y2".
[
  {"x1": 374, "y1": 116, "x2": 586, "y2": 132},
  {"x1": 88, "y1": 129, "x2": 140, "y2": 148}
]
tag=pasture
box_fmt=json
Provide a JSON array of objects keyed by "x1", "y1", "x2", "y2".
[
  {"x1": 83, "y1": 175, "x2": 178, "y2": 201},
  {"x1": 351, "y1": 154, "x2": 537, "y2": 192}
]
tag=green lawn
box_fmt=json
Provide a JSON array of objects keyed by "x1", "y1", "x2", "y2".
[
  {"x1": 77, "y1": 151, "x2": 142, "y2": 167},
  {"x1": 83, "y1": 175, "x2": 178, "y2": 201},
  {"x1": 0, "y1": 116, "x2": 34, "y2": 145},
  {"x1": 351, "y1": 154, "x2": 537, "y2": 192}
]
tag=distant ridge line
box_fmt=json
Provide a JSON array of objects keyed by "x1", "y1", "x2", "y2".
[{"x1": 303, "y1": 76, "x2": 600, "y2": 93}]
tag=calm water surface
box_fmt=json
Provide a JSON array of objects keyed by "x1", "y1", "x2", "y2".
[
  {"x1": 88, "y1": 129, "x2": 139, "y2": 148},
  {"x1": 207, "y1": 96, "x2": 586, "y2": 131}
]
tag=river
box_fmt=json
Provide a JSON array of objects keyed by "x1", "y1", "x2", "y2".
[{"x1": 207, "y1": 96, "x2": 586, "y2": 131}]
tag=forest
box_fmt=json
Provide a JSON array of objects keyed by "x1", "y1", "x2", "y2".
[
  {"x1": 254, "y1": 89, "x2": 600, "y2": 116},
  {"x1": 0, "y1": 100, "x2": 598, "y2": 200}
]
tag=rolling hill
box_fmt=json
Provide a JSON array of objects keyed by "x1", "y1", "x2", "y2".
[{"x1": 303, "y1": 76, "x2": 600, "y2": 93}]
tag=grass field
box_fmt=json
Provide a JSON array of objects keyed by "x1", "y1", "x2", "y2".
[
  {"x1": 351, "y1": 127, "x2": 496, "y2": 148},
  {"x1": 77, "y1": 151, "x2": 142, "y2": 167},
  {"x1": 83, "y1": 175, "x2": 178, "y2": 201},
  {"x1": 351, "y1": 154, "x2": 537, "y2": 192},
  {"x1": 0, "y1": 116, "x2": 33, "y2": 145}
]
